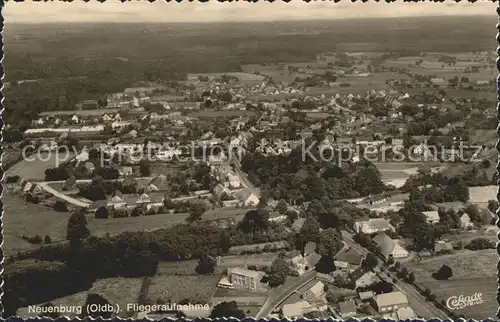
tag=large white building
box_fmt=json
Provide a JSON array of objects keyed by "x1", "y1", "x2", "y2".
[
  {"x1": 229, "y1": 267, "x2": 262, "y2": 291},
  {"x1": 353, "y1": 218, "x2": 395, "y2": 235},
  {"x1": 372, "y1": 291, "x2": 409, "y2": 314}
]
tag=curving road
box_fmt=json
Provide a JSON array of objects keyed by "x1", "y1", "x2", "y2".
[{"x1": 255, "y1": 270, "x2": 317, "y2": 319}]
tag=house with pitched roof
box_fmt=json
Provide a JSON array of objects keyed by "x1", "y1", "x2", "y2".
[
  {"x1": 371, "y1": 291, "x2": 409, "y2": 314},
  {"x1": 353, "y1": 218, "x2": 395, "y2": 235},
  {"x1": 234, "y1": 189, "x2": 259, "y2": 207},
  {"x1": 372, "y1": 232, "x2": 409, "y2": 260},
  {"x1": 350, "y1": 268, "x2": 378, "y2": 289},
  {"x1": 459, "y1": 213, "x2": 475, "y2": 229},
  {"x1": 304, "y1": 280, "x2": 327, "y2": 304},
  {"x1": 338, "y1": 300, "x2": 357, "y2": 319},
  {"x1": 334, "y1": 246, "x2": 364, "y2": 271}
]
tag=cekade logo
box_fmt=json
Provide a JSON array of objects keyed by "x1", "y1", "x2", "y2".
[{"x1": 446, "y1": 293, "x2": 483, "y2": 310}]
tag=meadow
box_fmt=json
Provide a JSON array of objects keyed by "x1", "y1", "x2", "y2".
[
  {"x1": 404, "y1": 249, "x2": 497, "y2": 320},
  {"x1": 6, "y1": 152, "x2": 75, "y2": 181}
]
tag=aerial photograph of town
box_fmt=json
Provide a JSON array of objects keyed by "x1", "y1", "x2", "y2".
[{"x1": 2, "y1": 1, "x2": 498, "y2": 320}]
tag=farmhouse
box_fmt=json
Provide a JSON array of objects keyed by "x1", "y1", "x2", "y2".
[{"x1": 372, "y1": 232, "x2": 409, "y2": 259}]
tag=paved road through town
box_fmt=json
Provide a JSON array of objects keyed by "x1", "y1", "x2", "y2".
[
  {"x1": 341, "y1": 231, "x2": 450, "y2": 320},
  {"x1": 255, "y1": 270, "x2": 316, "y2": 319},
  {"x1": 233, "y1": 159, "x2": 261, "y2": 198}
]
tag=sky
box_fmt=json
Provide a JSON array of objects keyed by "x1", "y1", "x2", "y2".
[{"x1": 3, "y1": 0, "x2": 497, "y2": 24}]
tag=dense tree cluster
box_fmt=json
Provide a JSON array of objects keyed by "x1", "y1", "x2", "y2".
[{"x1": 241, "y1": 149, "x2": 386, "y2": 203}]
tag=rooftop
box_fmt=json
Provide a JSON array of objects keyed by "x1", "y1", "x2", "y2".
[{"x1": 373, "y1": 291, "x2": 408, "y2": 308}]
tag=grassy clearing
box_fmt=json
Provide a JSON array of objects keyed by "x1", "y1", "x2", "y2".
[
  {"x1": 380, "y1": 170, "x2": 412, "y2": 181},
  {"x1": 148, "y1": 274, "x2": 221, "y2": 304},
  {"x1": 374, "y1": 162, "x2": 422, "y2": 171},
  {"x1": 6, "y1": 152, "x2": 74, "y2": 181},
  {"x1": 187, "y1": 72, "x2": 265, "y2": 81},
  {"x1": 88, "y1": 207, "x2": 247, "y2": 237},
  {"x1": 404, "y1": 249, "x2": 497, "y2": 320},
  {"x1": 39, "y1": 109, "x2": 120, "y2": 116},
  {"x1": 16, "y1": 277, "x2": 144, "y2": 318},
  {"x1": 3, "y1": 192, "x2": 71, "y2": 256}
]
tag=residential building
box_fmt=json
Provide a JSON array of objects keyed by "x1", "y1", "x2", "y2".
[
  {"x1": 350, "y1": 268, "x2": 377, "y2": 289},
  {"x1": 292, "y1": 218, "x2": 306, "y2": 232},
  {"x1": 234, "y1": 189, "x2": 260, "y2": 207},
  {"x1": 136, "y1": 193, "x2": 151, "y2": 205},
  {"x1": 316, "y1": 273, "x2": 334, "y2": 283},
  {"x1": 229, "y1": 267, "x2": 263, "y2": 291},
  {"x1": 338, "y1": 300, "x2": 357, "y2": 319},
  {"x1": 303, "y1": 281, "x2": 326, "y2": 303},
  {"x1": 334, "y1": 246, "x2": 363, "y2": 269},
  {"x1": 396, "y1": 306, "x2": 416, "y2": 320},
  {"x1": 459, "y1": 213, "x2": 475, "y2": 229},
  {"x1": 226, "y1": 173, "x2": 241, "y2": 188},
  {"x1": 422, "y1": 211, "x2": 440, "y2": 225},
  {"x1": 372, "y1": 232, "x2": 409, "y2": 259},
  {"x1": 269, "y1": 212, "x2": 287, "y2": 223},
  {"x1": 359, "y1": 291, "x2": 375, "y2": 301},
  {"x1": 434, "y1": 240, "x2": 453, "y2": 253},
  {"x1": 353, "y1": 218, "x2": 395, "y2": 235},
  {"x1": 371, "y1": 291, "x2": 409, "y2": 314},
  {"x1": 282, "y1": 301, "x2": 315, "y2": 319}
]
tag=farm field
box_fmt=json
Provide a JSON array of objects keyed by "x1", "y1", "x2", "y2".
[
  {"x1": 444, "y1": 88, "x2": 496, "y2": 101},
  {"x1": 468, "y1": 185, "x2": 497, "y2": 204},
  {"x1": 3, "y1": 193, "x2": 71, "y2": 256},
  {"x1": 155, "y1": 253, "x2": 277, "y2": 277},
  {"x1": 39, "y1": 109, "x2": 120, "y2": 116},
  {"x1": 87, "y1": 207, "x2": 248, "y2": 237},
  {"x1": 241, "y1": 63, "x2": 310, "y2": 83},
  {"x1": 187, "y1": 72, "x2": 265, "y2": 81},
  {"x1": 17, "y1": 277, "x2": 144, "y2": 318},
  {"x1": 6, "y1": 152, "x2": 75, "y2": 181},
  {"x1": 404, "y1": 249, "x2": 497, "y2": 320},
  {"x1": 3, "y1": 191, "x2": 248, "y2": 256},
  {"x1": 148, "y1": 273, "x2": 221, "y2": 304},
  {"x1": 374, "y1": 162, "x2": 423, "y2": 171}
]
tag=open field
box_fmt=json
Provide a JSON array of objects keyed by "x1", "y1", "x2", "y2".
[
  {"x1": 468, "y1": 185, "x2": 497, "y2": 204},
  {"x1": 241, "y1": 64, "x2": 310, "y2": 84},
  {"x1": 444, "y1": 88, "x2": 496, "y2": 101},
  {"x1": 189, "y1": 109, "x2": 257, "y2": 118},
  {"x1": 188, "y1": 72, "x2": 265, "y2": 81},
  {"x1": 155, "y1": 253, "x2": 277, "y2": 276},
  {"x1": 3, "y1": 193, "x2": 71, "y2": 256},
  {"x1": 87, "y1": 208, "x2": 247, "y2": 237},
  {"x1": 3, "y1": 191, "x2": 248, "y2": 256},
  {"x1": 148, "y1": 273, "x2": 221, "y2": 304},
  {"x1": 404, "y1": 249, "x2": 497, "y2": 320},
  {"x1": 39, "y1": 109, "x2": 120, "y2": 117},
  {"x1": 6, "y1": 152, "x2": 75, "y2": 181},
  {"x1": 374, "y1": 162, "x2": 423, "y2": 171}
]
